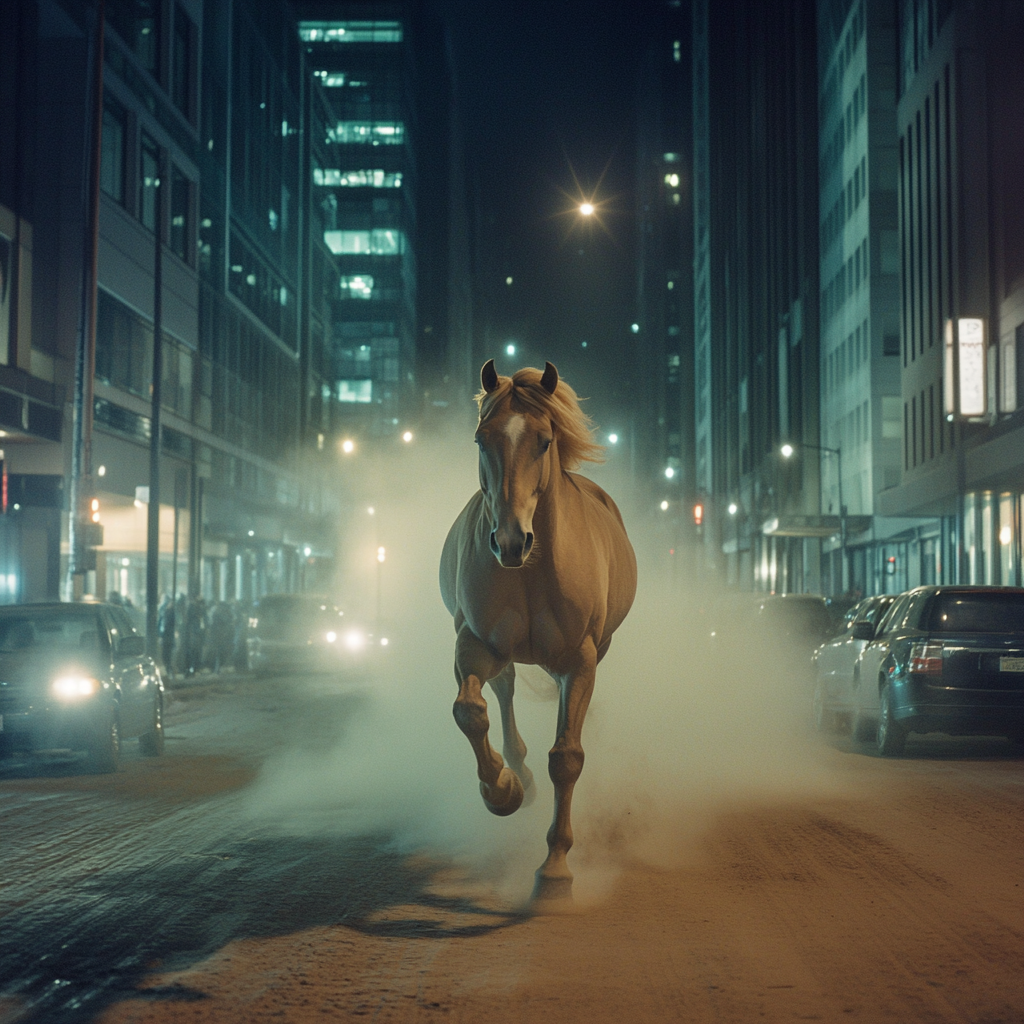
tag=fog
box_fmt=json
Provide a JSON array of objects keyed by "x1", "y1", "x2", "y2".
[{"x1": 243, "y1": 417, "x2": 851, "y2": 908}]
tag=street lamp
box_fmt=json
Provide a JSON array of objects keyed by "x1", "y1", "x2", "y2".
[
  {"x1": 781, "y1": 441, "x2": 846, "y2": 594},
  {"x1": 579, "y1": 202, "x2": 595, "y2": 216}
]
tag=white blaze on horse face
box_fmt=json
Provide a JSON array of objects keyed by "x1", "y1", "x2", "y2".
[{"x1": 503, "y1": 413, "x2": 527, "y2": 448}]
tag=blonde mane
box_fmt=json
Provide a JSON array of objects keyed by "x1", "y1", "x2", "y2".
[{"x1": 476, "y1": 366, "x2": 604, "y2": 471}]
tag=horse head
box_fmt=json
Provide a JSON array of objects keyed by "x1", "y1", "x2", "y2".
[{"x1": 475, "y1": 359, "x2": 560, "y2": 568}]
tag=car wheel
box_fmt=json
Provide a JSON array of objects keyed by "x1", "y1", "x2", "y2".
[
  {"x1": 87, "y1": 713, "x2": 121, "y2": 774},
  {"x1": 849, "y1": 704, "x2": 876, "y2": 743},
  {"x1": 876, "y1": 683, "x2": 907, "y2": 756},
  {"x1": 138, "y1": 695, "x2": 165, "y2": 757},
  {"x1": 812, "y1": 681, "x2": 835, "y2": 734}
]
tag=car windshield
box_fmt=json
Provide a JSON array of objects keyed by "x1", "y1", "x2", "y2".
[
  {"x1": 256, "y1": 597, "x2": 341, "y2": 630},
  {"x1": 926, "y1": 592, "x2": 1024, "y2": 633},
  {"x1": 758, "y1": 599, "x2": 833, "y2": 637},
  {"x1": 0, "y1": 608, "x2": 104, "y2": 654}
]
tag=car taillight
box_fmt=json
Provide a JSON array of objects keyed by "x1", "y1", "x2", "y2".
[{"x1": 909, "y1": 641, "x2": 943, "y2": 676}]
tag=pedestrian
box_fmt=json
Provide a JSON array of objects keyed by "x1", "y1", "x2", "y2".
[
  {"x1": 209, "y1": 601, "x2": 235, "y2": 674},
  {"x1": 158, "y1": 594, "x2": 176, "y2": 679},
  {"x1": 184, "y1": 597, "x2": 207, "y2": 676}
]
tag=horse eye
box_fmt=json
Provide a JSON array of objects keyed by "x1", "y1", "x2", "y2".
[{"x1": 541, "y1": 438, "x2": 552, "y2": 452}]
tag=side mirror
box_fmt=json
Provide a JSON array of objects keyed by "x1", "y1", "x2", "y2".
[
  {"x1": 851, "y1": 620, "x2": 875, "y2": 641},
  {"x1": 117, "y1": 635, "x2": 146, "y2": 658}
]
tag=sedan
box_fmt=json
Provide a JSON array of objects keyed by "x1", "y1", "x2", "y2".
[
  {"x1": 812, "y1": 594, "x2": 896, "y2": 733},
  {"x1": 0, "y1": 602, "x2": 165, "y2": 772},
  {"x1": 246, "y1": 594, "x2": 385, "y2": 675},
  {"x1": 849, "y1": 585, "x2": 1024, "y2": 755}
]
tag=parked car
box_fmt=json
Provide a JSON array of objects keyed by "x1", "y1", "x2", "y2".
[
  {"x1": 812, "y1": 594, "x2": 896, "y2": 733},
  {"x1": 0, "y1": 602, "x2": 165, "y2": 772},
  {"x1": 848, "y1": 585, "x2": 1024, "y2": 755},
  {"x1": 246, "y1": 594, "x2": 385, "y2": 675}
]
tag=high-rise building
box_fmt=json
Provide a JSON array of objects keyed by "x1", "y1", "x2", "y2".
[
  {"x1": 817, "y1": 0, "x2": 923, "y2": 595},
  {"x1": 692, "y1": 0, "x2": 823, "y2": 593},
  {"x1": 877, "y1": 0, "x2": 1024, "y2": 587},
  {"x1": 634, "y1": 0, "x2": 695, "y2": 539}
]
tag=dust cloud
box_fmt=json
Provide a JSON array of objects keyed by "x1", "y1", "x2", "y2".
[{"x1": 244, "y1": 418, "x2": 850, "y2": 908}]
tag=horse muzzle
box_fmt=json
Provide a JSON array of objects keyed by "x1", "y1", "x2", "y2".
[{"x1": 490, "y1": 526, "x2": 534, "y2": 568}]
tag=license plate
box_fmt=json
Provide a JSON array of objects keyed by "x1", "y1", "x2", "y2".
[{"x1": 999, "y1": 657, "x2": 1024, "y2": 672}]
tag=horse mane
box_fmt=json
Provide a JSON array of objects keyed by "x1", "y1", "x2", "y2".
[{"x1": 476, "y1": 366, "x2": 605, "y2": 471}]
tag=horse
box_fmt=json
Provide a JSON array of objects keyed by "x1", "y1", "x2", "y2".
[{"x1": 439, "y1": 359, "x2": 637, "y2": 904}]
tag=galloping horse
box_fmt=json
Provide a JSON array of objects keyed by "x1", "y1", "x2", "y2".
[{"x1": 440, "y1": 360, "x2": 637, "y2": 903}]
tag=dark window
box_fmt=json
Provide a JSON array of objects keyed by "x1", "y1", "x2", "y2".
[
  {"x1": 172, "y1": 4, "x2": 193, "y2": 118},
  {"x1": 107, "y1": 0, "x2": 160, "y2": 75},
  {"x1": 169, "y1": 164, "x2": 190, "y2": 261},
  {"x1": 883, "y1": 333, "x2": 900, "y2": 357},
  {"x1": 95, "y1": 289, "x2": 153, "y2": 398},
  {"x1": 140, "y1": 132, "x2": 160, "y2": 234},
  {"x1": 926, "y1": 592, "x2": 1024, "y2": 632},
  {"x1": 100, "y1": 96, "x2": 127, "y2": 204}
]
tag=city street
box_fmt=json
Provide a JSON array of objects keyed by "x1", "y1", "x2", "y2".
[{"x1": 2, "y1": 626, "x2": 1022, "y2": 1024}]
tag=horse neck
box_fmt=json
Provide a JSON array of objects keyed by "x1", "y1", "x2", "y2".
[{"x1": 532, "y1": 451, "x2": 568, "y2": 536}]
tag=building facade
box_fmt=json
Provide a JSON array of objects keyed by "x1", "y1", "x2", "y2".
[
  {"x1": 692, "y1": 0, "x2": 824, "y2": 593},
  {"x1": 877, "y1": 0, "x2": 1024, "y2": 589}
]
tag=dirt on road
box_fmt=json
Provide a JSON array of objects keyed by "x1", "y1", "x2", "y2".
[{"x1": 87, "y1": 734, "x2": 1022, "y2": 1024}]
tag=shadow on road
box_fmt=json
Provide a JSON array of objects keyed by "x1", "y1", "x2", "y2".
[{"x1": 0, "y1": 828, "x2": 529, "y2": 1023}]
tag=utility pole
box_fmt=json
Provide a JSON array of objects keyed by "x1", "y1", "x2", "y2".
[{"x1": 66, "y1": 0, "x2": 105, "y2": 600}]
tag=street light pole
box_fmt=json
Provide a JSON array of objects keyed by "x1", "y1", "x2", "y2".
[{"x1": 781, "y1": 441, "x2": 846, "y2": 595}]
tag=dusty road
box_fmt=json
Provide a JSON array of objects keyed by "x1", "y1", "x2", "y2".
[{"x1": 1, "y1": 662, "x2": 1022, "y2": 1024}]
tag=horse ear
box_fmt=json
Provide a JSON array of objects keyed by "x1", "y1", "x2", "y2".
[
  {"x1": 481, "y1": 359, "x2": 499, "y2": 393},
  {"x1": 540, "y1": 361, "x2": 559, "y2": 394}
]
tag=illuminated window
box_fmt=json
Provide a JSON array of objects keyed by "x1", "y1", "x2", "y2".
[
  {"x1": 340, "y1": 275, "x2": 374, "y2": 299},
  {"x1": 338, "y1": 380, "x2": 373, "y2": 403},
  {"x1": 324, "y1": 229, "x2": 405, "y2": 255},
  {"x1": 327, "y1": 122, "x2": 404, "y2": 145},
  {"x1": 299, "y1": 21, "x2": 403, "y2": 43},
  {"x1": 313, "y1": 169, "x2": 402, "y2": 188},
  {"x1": 664, "y1": 172, "x2": 679, "y2": 187}
]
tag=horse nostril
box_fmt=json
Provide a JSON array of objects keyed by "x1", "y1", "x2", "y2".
[{"x1": 523, "y1": 533, "x2": 534, "y2": 556}]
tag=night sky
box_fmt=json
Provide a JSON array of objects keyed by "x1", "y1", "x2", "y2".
[{"x1": 437, "y1": 1, "x2": 656, "y2": 414}]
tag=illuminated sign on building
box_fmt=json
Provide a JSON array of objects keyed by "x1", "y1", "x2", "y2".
[{"x1": 944, "y1": 318, "x2": 987, "y2": 418}]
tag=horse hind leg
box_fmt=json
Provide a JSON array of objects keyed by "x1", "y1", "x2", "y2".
[
  {"x1": 488, "y1": 663, "x2": 535, "y2": 805},
  {"x1": 453, "y1": 627, "x2": 524, "y2": 817}
]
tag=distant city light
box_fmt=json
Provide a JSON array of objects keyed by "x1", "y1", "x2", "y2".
[
  {"x1": 608, "y1": 433, "x2": 618, "y2": 444},
  {"x1": 780, "y1": 443, "x2": 795, "y2": 458},
  {"x1": 402, "y1": 430, "x2": 413, "y2": 442},
  {"x1": 248, "y1": 529, "x2": 255, "y2": 537},
  {"x1": 97, "y1": 465, "x2": 106, "y2": 476},
  {"x1": 506, "y1": 276, "x2": 513, "y2": 286},
  {"x1": 341, "y1": 438, "x2": 355, "y2": 454},
  {"x1": 580, "y1": 202, "x2": 595, "y2": 216},
  {"x1": 304, "y1": 546, "x2": 312, "y2": 557},
  {"x1": 630, "y1": 323, "x2": 640, "y2": 334},
  {"x1": 506, "y1": 343, "x2": 516, "y2": 356},
  {"x1": 660, "y1": 500, "x2": 669, "y2": 511},
  {"x1": 664, "y1": 466, "x2": 676, "y2": 479},
  {"x1": 728, "y1": 502, "x2": 738, "y2": 515},
  {"x1": 377, "y1": 546, "x2": 386, "y2": 563},
  {"x1": 368, "y1": 506, "x2": 375, "y2": 515}
]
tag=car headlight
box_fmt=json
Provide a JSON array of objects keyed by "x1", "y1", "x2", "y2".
[
  {"x1": 344, "y1": 629, "x2": 366, "y2": 651},
  {"x1": 52, "y1": 676, "x2": 102, "y2": 700}
]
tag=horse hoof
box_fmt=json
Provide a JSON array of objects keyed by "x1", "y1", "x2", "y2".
[
  {"x1": 481, "y1": 767, "x2": 524, "y2": 816},
  {"x1": 531, "y1": 873, "x2": 575, "y2": 910}
]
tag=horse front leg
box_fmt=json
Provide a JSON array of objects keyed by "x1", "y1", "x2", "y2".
[
  {"x1": 453, "y1": 625, "x2": 524, "y2": 817},
  {"x1": 489, "y1": 663, "x2": 535, "y2": 804},
  {"x1": 534, "y1": 638, "x2": 597, "y2": 905}
]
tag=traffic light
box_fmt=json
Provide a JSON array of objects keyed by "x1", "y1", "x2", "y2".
[
  {"x1": 885, "y1": 555, "x2": 896, "y2": 575},
  {"x1": 693, "y1": 503, "x2": 704, "y2": 526}
]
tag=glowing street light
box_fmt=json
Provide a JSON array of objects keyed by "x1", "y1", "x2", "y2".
[
  {"x1": 341, "y1": 438, "x2": 355, "y2": 454},
  {"x1": 664, "y1": 466, "x2": 676, "y2": 480},
  {"x1": 780, "y1": 443, "x2": 794, "y2": 458},
  {"x1": 505, "y1": 343, "x2": 516, "y2": 356},
  {"x1": 728, "y1": 502, "x2": 738, "y2": 515},
  {"x1": 377, "y1": 546, "x2": 386, "y2": 563},
  {"x1": 402, "y1": 430, "x2": 413, "y2": 443},
  {"x1": 608, "y1": 433, "x2": 619, "y2": 445},
  {"x1": 660, "y1": 500, "x2": 669, "y2": 511},
  {"x1": 579, "y1": 202, "x2": 595, "y2": 216}
]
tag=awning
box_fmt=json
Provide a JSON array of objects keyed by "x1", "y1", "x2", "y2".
[{"x1": 761, "y1": 514, "x2": 873, "y2": 538}]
